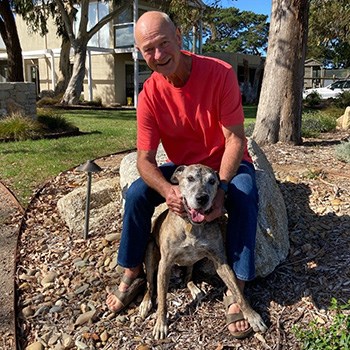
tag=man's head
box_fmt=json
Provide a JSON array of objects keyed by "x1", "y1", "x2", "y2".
[{"x1": 135, "y1": 11, "x2": 182, "y2": 77}]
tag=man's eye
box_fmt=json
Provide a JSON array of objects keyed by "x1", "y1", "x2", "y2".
[{"x1": 187, "y1": 176, "x2": 195, "y2": 182}]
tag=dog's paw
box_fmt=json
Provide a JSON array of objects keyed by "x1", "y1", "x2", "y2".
[
  {"x1": 187, "y1": 281, "x2": 204, "y2": 302},
  {"x1": 248, "y1": 312, "x2": 268, "y2": 333},
  {"x1": 139, "y1": 298, "x2": 152, "y2": 319},
  {"x1": 153, "y1": 319, "x2": 168, "y2": 340}
]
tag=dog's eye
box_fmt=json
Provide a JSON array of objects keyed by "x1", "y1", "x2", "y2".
[
  {"x1": 187, "y1": 176, "x2": 195, "y2": 182},
  {"x1": 209, "y1": 178, "x2": 216, "y2": 185}
]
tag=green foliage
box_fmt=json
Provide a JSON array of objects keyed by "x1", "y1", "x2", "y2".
[
  {"x1": 36, "y1": 95, "x2": 62, "y2": 107},
  {"x1": 0, "y1": 113, "x2": 42, "y2": 141},
  {"x1": 37, "y1": 109, "x2": 76, "y2": 133},
  {"x1": 304, "y1": 91, "x2": 322, "y2": 108},
  {"x1": 308, "y1": 0, "x2": 350, "y2": 67},
  {"x1": 301, "y1": 110, "x2": 337, "y2": 138},
  {"x1": 202, "y1": 7, "x2": 269, "y2": 55},
  {"x1": 334, "y1": 91, "x2": 350, "y2": 109},
  {"x1": 335, "y1": 142, "x2": 350, "y2": 163},
  {"x1": 294, "y1": 298, "x2": 350, "y2": 349}
]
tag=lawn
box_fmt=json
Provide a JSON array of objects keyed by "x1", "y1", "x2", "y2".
[{"x1": 0, "y1": 106, "x2": 256, "y2": 206}]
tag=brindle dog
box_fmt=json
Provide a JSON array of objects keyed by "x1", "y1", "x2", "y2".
[{"x1": 139, "y1": 164, "x2": 267, "y2": 340}]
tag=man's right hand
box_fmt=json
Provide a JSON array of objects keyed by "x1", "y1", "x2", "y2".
[{"x1": 165, "y1": 186, "x2": 185, "y2": 216}]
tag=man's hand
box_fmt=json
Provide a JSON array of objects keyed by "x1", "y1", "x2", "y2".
[
  {"x1": 204, "y1": 189, "x2": 226, "y2": 222},
  {"x1": 165, "y1": 186, "x2": 185, "y2": 216}
]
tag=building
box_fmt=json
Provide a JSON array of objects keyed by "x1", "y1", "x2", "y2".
[{"x1": 0, "y1": 0, "x2": 263, "y2": 106}]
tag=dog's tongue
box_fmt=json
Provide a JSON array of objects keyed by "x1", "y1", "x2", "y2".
[{"x1": 189, "y1": 209, "x2": 205, "y2": 223}]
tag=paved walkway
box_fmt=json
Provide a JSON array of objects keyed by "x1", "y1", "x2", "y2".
[{"x1": 0, "y1": 182, "x2": 24, "y2": 350}]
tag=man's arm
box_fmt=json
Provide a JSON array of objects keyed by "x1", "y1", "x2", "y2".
[
  {"x1": 205, "y1": 123, "x2": 245, "y2": 222},
  {"x1": 137, "y1": 149, "x2": 184, "y2": 215}
]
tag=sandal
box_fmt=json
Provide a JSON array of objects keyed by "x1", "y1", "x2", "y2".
[
  {"x1": 224, "y1": 294, "x2": 253, "y2": 339},
  {"x1": 106, "y1": 274, "x2": 146, "y2": 313}
]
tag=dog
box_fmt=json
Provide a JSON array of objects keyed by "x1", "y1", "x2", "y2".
[{"x1": 138, "y1": 164, "x2": 267, "y2": 340}]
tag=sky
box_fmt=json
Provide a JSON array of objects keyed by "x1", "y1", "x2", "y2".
[{"x1": 214, "y1": 0, "x2": 272, "y2": 18}]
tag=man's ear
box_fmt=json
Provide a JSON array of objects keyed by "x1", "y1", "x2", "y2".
[{"x1": 171, "y1": 165, "x2": 186, "y2": 184}]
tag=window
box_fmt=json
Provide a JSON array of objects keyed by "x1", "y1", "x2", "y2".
[{"x1": 74, "y1": 1, "x2": 110, "y2": 48}]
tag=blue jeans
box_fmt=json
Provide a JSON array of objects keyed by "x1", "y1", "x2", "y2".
[{"x1": 117, "y1": 161, "x2": 258, "y2": 282}]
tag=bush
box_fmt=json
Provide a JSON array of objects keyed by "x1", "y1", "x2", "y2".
[
  {"x1": 334, "y1": 91, "x2": 350, "y2": 109},
  {"x1": 335, "y1": 141, "x2": 350, "y2": 163},
  {"x1": 0, "y1": 110, "x2": 78, "y2": 141},
  {"x1": 37, "y1": 109, "x2": 77, "y2": 133},
  {"x1": 304, "y1": 91, "x2": 322, "y2": 108},
  {"x1": 294, "y1": 298, "x2": 350, "y2": 349},
  {"x1": 302, "y1": 110, "x2": 337, "y2": 138},
  {"x1": 36, "y1": 95, "x2": 63, "y2": 107},
  {"x1": 0, "y1": 113, "x2": 42, "y2": 141}
]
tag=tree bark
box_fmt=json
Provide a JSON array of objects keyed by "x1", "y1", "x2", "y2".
[
  {"x1": 0, "y1": 0, "x2": 24, "y2": 82},
  {"x1": 61, "y1": 41, "x2": 87, "y2": 105},
  {"x1": 54, "y1": 37, "x2": 72, "y2": 95},
  {"x1": 252, "y1": 0, "x2": 309, "y2": 145}
]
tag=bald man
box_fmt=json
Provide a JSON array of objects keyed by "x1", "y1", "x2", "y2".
[{"x1": 106, "y1": 11, "x2": 259, "y2": 339}]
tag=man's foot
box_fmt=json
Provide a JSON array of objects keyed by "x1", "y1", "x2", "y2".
[
  {"x1": 224, "y1": 292, "x2": 253, "y2": 339},
  {"x1": 106, "y1": 266, "x2": 145, "y2": 313}
]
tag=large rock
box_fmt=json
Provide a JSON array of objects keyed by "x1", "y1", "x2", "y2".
[
  {"x1": 337, "y1": 106, "x2": 350, "y2": 130},
  {"x1": 57, "y1": 178, "x2": 119, "y2": 237},
  {"x1": 119, "y1": 139, "x2": 289, "y2": 277}
]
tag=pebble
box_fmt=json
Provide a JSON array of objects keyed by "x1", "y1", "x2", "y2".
[{"x1": 25, "y1": 342, "x2": 44, "y2": 350}]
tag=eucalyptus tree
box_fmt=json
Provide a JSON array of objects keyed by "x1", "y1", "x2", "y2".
[
  {"x1": 253, "y1": 0, "x2": 309, "y2": 145},
  {"x1": 0, "y1": 0, "x2": 24, "y2": 82}
]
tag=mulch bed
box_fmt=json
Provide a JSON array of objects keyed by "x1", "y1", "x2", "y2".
[{"x1": 1, "y1": 131, "x2": 349, "y2": 349}]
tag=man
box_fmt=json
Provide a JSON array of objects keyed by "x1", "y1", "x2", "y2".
[{"x1": 106, "y1": 11, "x2": 258, "y2": 339}]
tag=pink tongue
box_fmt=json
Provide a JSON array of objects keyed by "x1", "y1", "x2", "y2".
[{"x1": 190, "y1": 209, "x2": 205, "y2": 223}]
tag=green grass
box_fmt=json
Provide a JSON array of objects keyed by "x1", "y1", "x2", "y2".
[
  {"x1": 0, "y1": 106, "x2": 257, "y2": 206},
  {"x1": 0, "y1": 109, "x2": 137, "y2": 205}
]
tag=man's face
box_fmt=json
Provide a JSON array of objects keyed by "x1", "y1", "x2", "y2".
[{"x1": 136, "y1": 21, "x2": 182, "y2": 76}]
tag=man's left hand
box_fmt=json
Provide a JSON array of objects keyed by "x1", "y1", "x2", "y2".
[{"x1": 204, "y1": 189, "x2": 226, "y2": 222}]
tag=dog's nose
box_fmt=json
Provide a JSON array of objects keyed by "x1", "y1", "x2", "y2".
[{"x1": 196, "y1": 194, "x2": 209, "y2": 206}]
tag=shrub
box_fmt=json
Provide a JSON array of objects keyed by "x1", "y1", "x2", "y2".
[
  {"x1": 334, "y1": 91, "x2": 350, "y2": 109},
  {"x1": 335, "y1": 141, "x2": 350, "y2": 163},
  {"x1": 302, "y1": 110, "x2": 337, "y2": 138},
  {"x1": 294, "y1": 298, "x2": 350, "y2": 350},
  {"x1": 37, "y1": 109, "x2": 77, "y2": 133},
  {"x1": 304, "y1": 91, "x2": 322, "y2": 108},
  {"x1": 0, "y1": 110, "x2": 78, "y2": 141},
  {"x1": 36, "y1": 94, "x2": 63, "y2": 107},
  {"x1": 0, "y1": 113, "x2": 42, "y2": 141}
]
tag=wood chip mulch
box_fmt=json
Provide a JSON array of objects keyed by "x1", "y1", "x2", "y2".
[{"x1": 1, "y1": 131, "x2": 350, "y2": 350}]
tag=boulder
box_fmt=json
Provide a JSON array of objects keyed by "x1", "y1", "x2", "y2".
[
  {"x1": 57, "y1": 178, "x2": 119, "y2": 237},
  {"x1": 336, "y1": 106, "x2": 350, "y2": 130},
  {"x1": 119, "y1": 139, "x2": 289, "y2": 277}
]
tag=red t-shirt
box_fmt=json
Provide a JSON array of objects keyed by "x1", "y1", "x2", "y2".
[{"x1": 137, "y1": 51, "x2": 251, "y2": 171}]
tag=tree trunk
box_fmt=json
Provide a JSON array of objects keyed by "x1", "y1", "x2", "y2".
[
  {"x1": 0, "y1": 0, "x2": 24, "y2": 82},
  {"x1": 54, "y1": 38, "x2": 72, "y2": 95},
  {"x1": 252, "y1": 0, "x2": 309, "y2": 145},
  {"x1": 61, "y1": 41, "x2": 87, "y2": 105}
]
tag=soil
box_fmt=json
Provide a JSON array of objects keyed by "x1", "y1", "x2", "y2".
[{"x1": 1, "y1": 131, "x2": 349, "y2": 350}]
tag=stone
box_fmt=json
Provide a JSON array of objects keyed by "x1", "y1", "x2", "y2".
[
  {"x1": 119, "y1": 138, "x2": 289, "y2": 277},
  {"x1": 57, "y1": 178, "x2": 119, "y2": 236},
  {"x1": 336, "y1": 106, "x2": 350, "y2": 130},
  {"x1": 25, "y1": 342, "x2": 44, "y2": 350}
]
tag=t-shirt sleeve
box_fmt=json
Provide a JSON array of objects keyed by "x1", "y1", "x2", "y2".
[
  {"x1": 220, "y1": 68, "x2": 244, "y2": 127},
  {"x1": 136, "y1": 89, "x2": 161, "y2": 151}
]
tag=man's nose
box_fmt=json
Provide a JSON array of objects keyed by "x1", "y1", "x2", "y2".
[{"x1": 154, "y1": 47, "x2": 164, "y2": 60}]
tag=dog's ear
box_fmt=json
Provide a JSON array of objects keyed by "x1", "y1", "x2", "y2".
[
  {"x1": 215, "y1": 171, "x2": 220, "y2": 184},
  {"x1": 171, "y1": 165, "x2": 186, "y2": 184}
]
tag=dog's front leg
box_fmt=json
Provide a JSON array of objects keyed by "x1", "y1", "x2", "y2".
[
  {"x1": 153, "y1": 257, "x2": 171, "y2": 340},
  {"x1": 215, "y1": 262, "x2": 267, "y2": 333}
]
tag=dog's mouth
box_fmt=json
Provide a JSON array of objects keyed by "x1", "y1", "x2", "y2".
[{"x1": 183, "y1": 199, "x2": 211, "y2": 225}]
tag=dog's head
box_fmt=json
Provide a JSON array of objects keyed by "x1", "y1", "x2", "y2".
[{"x1": 171, "y1": 164, "x2": 220, "y2": 225}]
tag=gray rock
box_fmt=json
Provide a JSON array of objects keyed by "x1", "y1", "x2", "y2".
[
  {"x1": 57, "y1": 178, "x2": 119, "y2": 236},
  {"x1": 119, "y1": 139, "x2": 289, "y2": 277}
]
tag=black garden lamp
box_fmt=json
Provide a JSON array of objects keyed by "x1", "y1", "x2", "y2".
[{"x1": 77, "y1": 159, "x2": 102, "y2": 239}]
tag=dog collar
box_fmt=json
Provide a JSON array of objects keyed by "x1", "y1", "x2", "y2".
[{"x1": 219, "y1": 181, "x2": 228, "y2": 193}]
